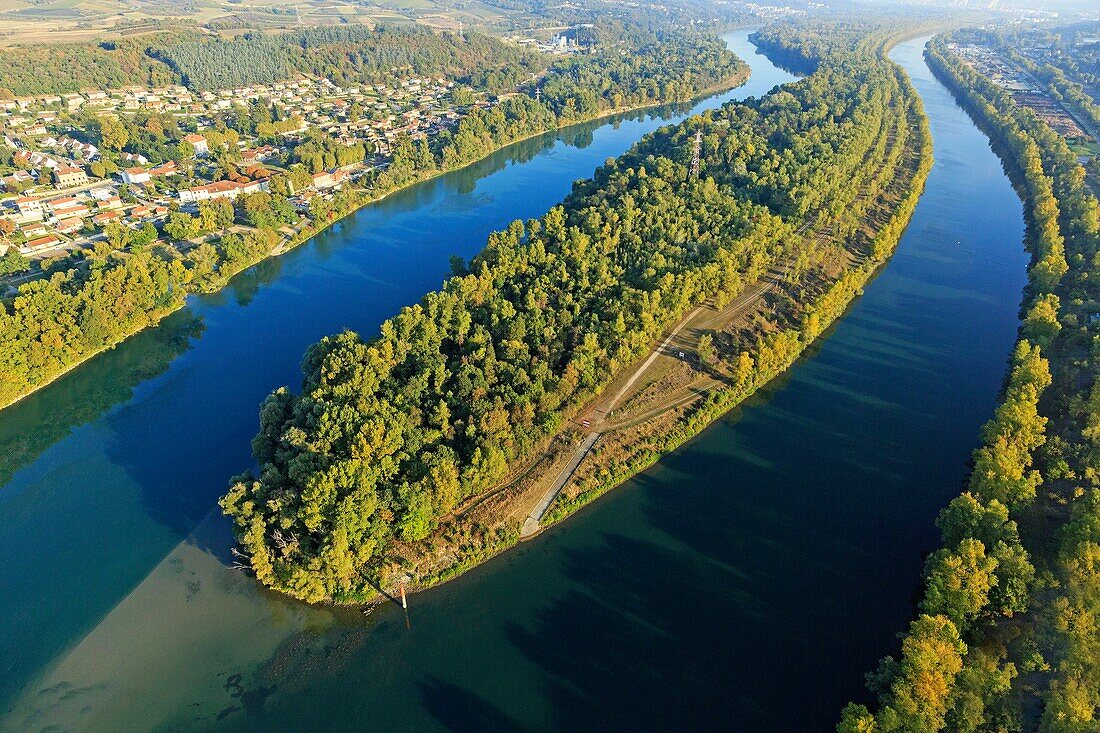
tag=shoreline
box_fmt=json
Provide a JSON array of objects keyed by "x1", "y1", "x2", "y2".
[
  {"x1": 0, "y1": 67, "x2": 751, "y2": 414},
  {"x1": 397, "y1": 114, "x2": 933, "y2": 605},
  {"x1": 298, "y1": 39, "x2": 936, "y2": 609}
]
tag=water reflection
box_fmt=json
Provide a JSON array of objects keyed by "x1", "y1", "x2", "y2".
[
  {"x1": 0, "y1": 314, "x2": 202, "y2": 488},
  {"x1": 0, "y1": 30, "x2": 814, "y2": 731}
]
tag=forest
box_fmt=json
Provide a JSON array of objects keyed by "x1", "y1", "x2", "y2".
[
  {"x1": 219, "y1": 20, "x2": 930, "y2": 604},
  {"x1": 0, "y1": 25, "x2": 540, "y2": 96},
  {"x1": 0, "y1": 34, "x2": 183, "y2": 97},
  {"x1": 153, "y1": 25, "x2": 541, "y2": 93},
  {"x1": 838, "y1": 32, "x2": 1100, "y2": 733}
]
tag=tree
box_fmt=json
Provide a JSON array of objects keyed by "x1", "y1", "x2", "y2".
[
  {"x1": 451, "y1": 87, "x2": 475, "y2": 106},
  {"x1": 697, "y1": 332, "x2": 715, "y2": 364},
  {"x1": 98, "y1": 114, "x2": 128, "y2": 151},
  {"x1": 1022, "y1": 293, "x2": 1061, "y2": 349},
  {"x1": 921, "y1": 539, "x2": 998, "y2": 629},
  {"x1": 876, "y1": 615, "x2": 967, "y2": 733},
  {"x1": 0, "y1": 248, "x2": 30, "y2": 275}
]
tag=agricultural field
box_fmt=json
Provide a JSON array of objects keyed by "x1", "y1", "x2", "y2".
[{"x1": 0, "y1": 0, "x2": 520, "y2": 46}]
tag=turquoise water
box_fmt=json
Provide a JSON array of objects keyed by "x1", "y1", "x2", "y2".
[{"x1": 0, "y1": 33, "x2": 1028, "y2": 732}]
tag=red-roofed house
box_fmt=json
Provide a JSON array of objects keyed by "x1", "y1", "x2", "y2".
[
  {"x1": 23, "y1": 233, "x2": 62, "y2": 252},
  {"x1": 121, "y1": 167, "x2": 151, "y2": 185},
  {"x1": 183, "y1": 134, "x2": 209, "y2": 156},
  {"x1": 55, "y1": 216, "x2": 84, "y2": 234},
  {"x1": 53, "y1": 166, "x2": 87, "y2": 189}
]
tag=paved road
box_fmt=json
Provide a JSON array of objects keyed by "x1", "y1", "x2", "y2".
[{"x1": 520, "y1": 431, "x2": 600, "y2": 537}]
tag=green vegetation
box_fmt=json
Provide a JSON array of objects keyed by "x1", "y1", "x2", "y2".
[
  {"x1": 153, "y1": 25, "x2": 540, "y2": 92},
  {"x1": 0, "y1": 250, "x2": 31, "y2": 276},
  {"x1": 0, "y1": 20, "x2": 741, "y2": 98},
  {"x1": 0, "y1": 34, "x2": 182, "y2": 97},
  {"x1": 0, "y1": 25, "x2": 538, "y2": 96},
  {"x1": 838, "y1": 32, "x2": 1100, "y2": 733},
  {"x1": 219, "y1": 21, "x2": 931, "y2": 604},
  {"x1": 0, "y1": 29, "x2": 746, "y2": 411},
  {"x1": 535, "y1": 31, "x2": 740, "y2": 121}
]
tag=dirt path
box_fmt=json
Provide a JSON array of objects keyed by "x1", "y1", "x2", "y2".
[{"x1": 518, "y1": 249, "x2": 797, "y2": 538}]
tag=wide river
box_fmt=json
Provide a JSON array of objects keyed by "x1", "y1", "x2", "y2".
[{"x1": 0, "y1": 32, "x2": 1027, "y2": 732}]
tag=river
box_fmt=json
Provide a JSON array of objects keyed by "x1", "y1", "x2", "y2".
[{"x1": 0, "y1": 32, "x2": 1026, "y2": 732}]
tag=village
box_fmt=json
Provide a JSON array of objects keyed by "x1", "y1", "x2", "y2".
[
  {"x1": 0, "y1": 72, "x2": 490, "y2": 264},
  {"x1": 949, "y1": 39, "x2": 1099, "y2": 144}
]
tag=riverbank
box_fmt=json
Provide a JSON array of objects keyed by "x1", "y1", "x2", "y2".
[
  {"x1": 228, "y1": 32, "x2": 936, "y2": 606},
  {"x1": 1, "y1": 29, "x2": 1041, "y2": 733},
  {"x1": 838, "y1": 33, "x2": 1100, "y2": 730},
  {"x1": 0, "y1": 68, "x2": 751, "y2": 414},
  {"x1": 395, "y1": 58, "x2": 934, "y2": 598}
]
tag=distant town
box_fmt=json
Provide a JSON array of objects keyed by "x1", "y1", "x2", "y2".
[
  {"x1": 0, "y1": 71, "x2": 499, "y2": 268},
  {"x1": 949, "y1": 34, "x2": 1100, "y2": 155}
]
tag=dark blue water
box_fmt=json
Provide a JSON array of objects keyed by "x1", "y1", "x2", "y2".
[{"x1": 0, "y1": 34, "x2": 1029, "y2": 732}]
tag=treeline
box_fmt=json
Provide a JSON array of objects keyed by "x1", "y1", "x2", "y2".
[
  {"x1": 0, "y1": 192, "x2": 295, "y2": 407},
  {"x1": 0, "y1": 34, "x2": 184, "y2": 97},
  {"x1": 552, "y1": 20, "x2": 931, "y2": 524},
  {"x1": 369, "y1": 32, "x2": 744, "y2": 192},
  {"x1": 839, "y1": 34, "x2": 1100, "y2": 733},
  {"x1": 423, "y1": 31, "x2": 744, "y2": 177},
  {"x1": 0, "y1": 25, "x2": 537, "y2": 96},
  {"x1": 840, "y1": 343, "x2": 1051, "y2": 732},
  {"x1": 219, "y1": 23, "x2": 928, "y2": 604},
  {"x1": 534, "y1": 30, "x2": 745, "y2": 120},
  {"x1": 153, "y1": 25, "x2": 540, "y2": 92},
  {"x1": 0, "y1": 27, "x2": 748, "y2": 412}
]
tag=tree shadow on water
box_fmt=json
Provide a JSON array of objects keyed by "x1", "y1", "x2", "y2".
[
  {"x1": 418, "y1": 678, "x2": 538, "y2": 733},
  {"x1": 501, "y1": 529, "x2": 778, "y2": 732}
]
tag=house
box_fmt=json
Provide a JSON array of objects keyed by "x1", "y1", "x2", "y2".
[
  {"x1": 15, "y1": 197, "x2": 45, "y2": 218},
  {"x1": 55, "y1": 216, "x2": 84, "y2": 234},
  {"x1": 92, "y1": 210, "x2": 122, "y2": 227},
  {"x1": 120, "y1": 167, "x2": 151, "y2": 185},
  {"x1": 148, "y1": 161, "x2": 178, "y2": 178},
  {"x1": 52, "y1": 204, "x2": 90, "y2": 220},
  {"x1": 128, "y1": 204, "x2": 169, "y2": 221},
  {"x1": 47, "y1": 197, "x2": 80, "y2": 214},
  {"x1": 19, "y1": 221, "x2": 48, "y2": 238},
  {"x1": 178, "y1": 178, "x2": 266, "y2": 203},
  {"x1": 309, "y1": 168, "x2": 349, "y2": 191},
  {"x1": 23, "y1": 233, "x2": 62, "y2": 252},
  {"x1": 183, "y1": 133, "x2": 209, "y2": 156},
  {"x1": 53, "y1": 166, "x2": 88, "y2": 189},
  {"x1": 240, "y1": 145, "x2": 275, "y2": 163},
  {"x1": 1, "y1": 170, "x2": 35, "y2": 190}
]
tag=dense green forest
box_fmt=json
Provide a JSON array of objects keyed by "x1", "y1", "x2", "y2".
[
  {"x1": 838, "y1": 33, "x2": 1100, "y2": 733},
  {"x1": 0, "y1": 25, "x2": 539, "y2": 96},
  {"x1": 534, "y1": 31, "x2": 739, "y2": 120},
  {"x1": 153, "y1": 25, "x2": 541, "y2": 92},
  {"x1": 218, "y1": 21, "x2": 930, "y2": 604},
  {"x1": 0, "y1": 34, "x2": 183, "y2": 97}
]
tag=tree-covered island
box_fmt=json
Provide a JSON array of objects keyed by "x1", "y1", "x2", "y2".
[{"x1": 220, "y1": 19, "x2": 934, "y2": 605}]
